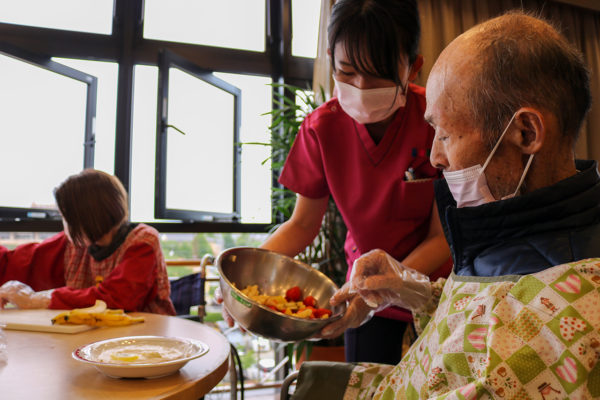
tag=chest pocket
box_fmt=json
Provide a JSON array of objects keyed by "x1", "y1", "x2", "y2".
[{"x1": 391, "y1": 179, "x2": 434, "y2": 220}]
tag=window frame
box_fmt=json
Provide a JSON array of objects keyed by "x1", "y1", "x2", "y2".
[
  {"x1": 155, "y1": 49, "x2": 242, "y2": 222},
  {"x1": 0, "y1": 0, "x2": 313, "y2": 233},
  {"x1": 0, "y1": 42, "x2": 98, "y2": 221}
]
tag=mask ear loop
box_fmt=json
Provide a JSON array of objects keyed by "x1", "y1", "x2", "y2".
[
  {"x1": 502, "y1": 153, "x2": 535, "y2": 200},
  {"x1": 385, "y1": 75, "x2": 410, "y2": 114},
  {"x1": 481, "y1": 112, "x2": 519, "y2": 172}
]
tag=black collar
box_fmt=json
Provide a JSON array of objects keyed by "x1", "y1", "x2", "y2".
[
  {"x1": 436, "y1": 159, "x2": 600, "y2": 273},
  {"x1": 87, "y1": 223, "x2": 137, "y2": 261}
]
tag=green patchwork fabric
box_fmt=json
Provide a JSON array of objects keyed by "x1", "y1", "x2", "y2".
[
  {"x1": 547, "y1": 306, "x2": 591, "y2": 345},
  {"x1": 551, "y1": 270, "x2": 594, "y2": 301},
  {"x1": 509, "y1": 388, "x2": 532, "y2": 400},
  {"x1": 508, "y1": 275, "x2": 546, "y2": 305},
  {"x1": 342, "y1": 258, "x2": 600, "y2": 400},
  {"x1": 487, "y1": 348, "x2": 503, "y2": 373},
  {"x1": 505, "y1": 346, "x2": 546, "y2": 384},
  {"x1": 587, "y1": 361, "x2": 600, "y2": 397},
  {"x1": 443, "y1": 353, "x2": 471, "y2": 376},
  {"x1": 437, "y1": 321, "x2": 451, "y2": 345},
  {"x1": 551, "y1": 351, "x2": 587, "y2": 394},
  {"x1": 463, "y1": 324, "x2": 489, "y2": 353},
  {"x1": 508, "y1": 308, "x2": 544, "y2": 342}
]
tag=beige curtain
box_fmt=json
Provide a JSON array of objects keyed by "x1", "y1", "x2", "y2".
[
  {"x1": 312, "y1": 0, "x2": 336, "y2": 103},
  {"x1": 417, "y1": 0, "x2": 600, "y2": 161},
  {"x1": 312, "y1": 0, "x2": 600, "y2": 161}
]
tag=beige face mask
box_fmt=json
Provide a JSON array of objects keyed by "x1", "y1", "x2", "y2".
[
  {"x1": 333, "y1": 77, "x2": 407, "y2": 124},
  {"x1": 443, "y1": 112, "x2": 535, "y2": 208}
]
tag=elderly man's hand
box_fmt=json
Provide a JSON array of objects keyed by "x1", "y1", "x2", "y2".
[
  {"x1": 213, "y1": 286, "x2": 235, "y2": 327},
  {"x1": 318, "y1": 283, "x2": 374, "y2": 339},
  {"x1": 0, "y1": 280, "x2": 53, "y2": 309},
  {"x1": 349, "y1": 249, "x2": 433, "y2": 312},
  {"x1": 213, "y1": 286, "x2": 247, "y2": 332}
]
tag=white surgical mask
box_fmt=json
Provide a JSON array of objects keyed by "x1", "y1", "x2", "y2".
[
  {"x1": 443, "y1": 113, "x2": 535, "y2": 208},
  {"x1": 333, "y1": 77, "x2": 406, "y2": 124}
]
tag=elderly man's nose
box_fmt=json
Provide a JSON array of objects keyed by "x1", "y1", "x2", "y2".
[{"x1": 430, "y1": 141, "x2": 448, "y2": 170}]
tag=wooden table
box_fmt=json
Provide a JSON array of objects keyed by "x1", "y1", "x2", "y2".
[{"x1": 0, "y1": 312, "x2": 230, "y2": 400}]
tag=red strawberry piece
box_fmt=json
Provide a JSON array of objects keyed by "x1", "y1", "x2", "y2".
[
  {"x1": 303, "y1": 296, "x2": 317, "y2": 307},
  {"x1": 285, "y1": 286, "x2": 302, "y2": 302},
  {"x1": 313, "y1": 308, "x2": 332, "y2": 318}
]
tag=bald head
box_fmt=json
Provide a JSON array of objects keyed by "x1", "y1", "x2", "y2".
[{"x1": 428, "y1": 11, "x2": 591, "y2": 147}]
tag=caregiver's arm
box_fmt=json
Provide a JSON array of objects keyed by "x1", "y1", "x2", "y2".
[
  {"x1": 261, "y1": 194, "x2": 329, "y2": 257},
  {"x1": 401, "y1": 199, "x2": 450, "y2": 275},
  {"x1": 218, "y1": 194, "x2": 329, "y2": 327}
]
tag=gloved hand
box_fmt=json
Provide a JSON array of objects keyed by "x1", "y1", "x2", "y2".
[
  {"x1": 214, "y1": 286, "x2": 241, "y2": 330},
  {"x1": 349, "y1": 249, "x2": 432, "y2": 312},
  {"x1": 319, "y1": 285, "x2": 374, "y2": 339},
  {"x1": 0, "y1": 280, "x2": 53, "y2": 309}
]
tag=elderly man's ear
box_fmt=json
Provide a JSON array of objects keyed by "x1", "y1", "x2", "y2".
[{"x1": 509, "y1": 108, "x2": 546, "y2": 155}]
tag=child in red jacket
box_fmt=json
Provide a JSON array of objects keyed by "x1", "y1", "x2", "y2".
[{"x1": 0, "y1": 169, "x2": 175, "y2": 315}]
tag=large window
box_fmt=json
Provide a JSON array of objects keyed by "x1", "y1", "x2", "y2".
[
  {"x1": 130, "y1": 67, "x2": 272, "y2": 224},
  {"x1": 0, "y1": 3, "x2": 319, "y2": 396},
  {"x1": 156, "y1": 50, "x2": 241, "y2": 222},
  {"x1": 54, "y1": 58, "x2": 119, "y2": 174},
  {"x1": 0, "y1": 45, "x2": 97, "y2": 220},
  {"x1": 291, "y1": 0, "x2": 321, "y2": 58},
  {"x1": 143, "y1": 0, "x2": 266, "y2": 52},
  {"x1": 0, "y1": 0, "x2": 315, "y2": 232},
  {"x1": 0, "y1": 0, "x2": 113, "y2": 35}
]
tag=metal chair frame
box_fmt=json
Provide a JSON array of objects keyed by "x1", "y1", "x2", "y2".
[
  {"x1": 168, "y1": 255, "x2": 241, "y2": 399},
  {"x1": 279, "y1": 371, "x2": 299, "y2": 400}
]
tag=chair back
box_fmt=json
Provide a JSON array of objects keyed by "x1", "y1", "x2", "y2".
[{"x1": 170, "y1": 272, "x2": 206, "y2": 317}]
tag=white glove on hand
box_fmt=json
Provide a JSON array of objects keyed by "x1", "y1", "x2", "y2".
[
  {"x1": 214, "y1": 286, "x2": 240, "y2": 329},
  {"x1": 349, "y1": 249, "x2": 432, "y2": 312},
  {"x1": 0, "y1": 280, "x2": 53, "y2": 309},
  {"x1": 319, "y1": 286, "x2": 374, "y2": 339}
]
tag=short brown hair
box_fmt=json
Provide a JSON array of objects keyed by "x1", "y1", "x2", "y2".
[
  {"x1": 466, "y1": 11, "x2": 591, "y2": 147},
  {"x1": 328, "y1": 0, "x2": 421, "y2": 85},
  {"x1": 54, "y1": 169, "x2": 129, "y2": 246}
]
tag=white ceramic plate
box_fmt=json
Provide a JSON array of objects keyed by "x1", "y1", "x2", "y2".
[{"x1": 72, "y1": 335, "x2": 209, "y2": 379}]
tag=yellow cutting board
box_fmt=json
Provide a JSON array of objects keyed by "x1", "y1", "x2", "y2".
[{"x1": 0, "y1": 309, "x2": 95, "y2": 334}]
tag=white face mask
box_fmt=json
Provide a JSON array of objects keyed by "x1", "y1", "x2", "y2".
[
  {"x1": 333, "y1": 77, "x2": 406, "y2": 124},
  {"x1": 443, "y1": 112, "x2": 535, "y2": 208}
]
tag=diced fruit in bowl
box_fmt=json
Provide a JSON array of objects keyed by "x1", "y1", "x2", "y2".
[
  {"x1": 216, "y1": 247, "x2": 346, "y2": 342},
  {"x1": 240, "y1": 284, "x2": 333, "y2": 320}
]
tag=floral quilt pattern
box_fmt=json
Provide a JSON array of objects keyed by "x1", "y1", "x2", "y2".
[{"x1": 344, "y1": 258, "x2": 600, "y2": 399}]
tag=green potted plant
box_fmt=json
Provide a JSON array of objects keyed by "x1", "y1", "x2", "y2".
[
  {"x1": 268, "y1": 84, "x2": 346, "y2": 286},
  {"x1": 263, "y1": 83, "x2": 348, "y2": 365}
]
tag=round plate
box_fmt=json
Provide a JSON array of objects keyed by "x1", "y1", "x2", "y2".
[{"x1": 72, "y1": 335, "x2": 209, "y2": 379}]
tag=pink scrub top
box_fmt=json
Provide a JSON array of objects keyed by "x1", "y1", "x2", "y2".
[{"x1": 279, "y1": 84, "x2": 449, "y2": 321}]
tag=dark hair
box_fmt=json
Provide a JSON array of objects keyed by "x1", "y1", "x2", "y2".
[
  {"x1": 54, "y1": 169, "x2": 129, "y2": 246},
  {"x1": 328, "y1": 0, "x2": 421, "y2": 85},
  {"x1": 466, "y1": 11, "x2": 591, "y2": 147}
]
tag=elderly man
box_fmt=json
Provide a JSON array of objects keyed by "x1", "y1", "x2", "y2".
[{"x1": 293, "y1": 10, "x2": 600, "y2": 400}]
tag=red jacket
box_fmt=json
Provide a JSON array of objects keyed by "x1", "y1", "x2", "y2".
[{"x1": 0, "y1": 224, "x2": 175, "y2": 315}]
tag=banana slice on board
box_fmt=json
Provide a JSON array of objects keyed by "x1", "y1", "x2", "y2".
[{"x1": 51, "y1": 300, "x2": 145, "y2": 327}]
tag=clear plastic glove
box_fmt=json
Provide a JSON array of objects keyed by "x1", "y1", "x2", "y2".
[
  {"x1": 0, "y1": 325, "x2": 6, "y2": 366},
  {"x1": 349, "y1": 249, "x2": 432, "y2": 312},
  {"x1": 0, "y1": 280, "x2": 53, "y2": 309},
  {"x1": 214, "y1": 286, "x2": 237, "y2": 329},
  {"x1": 319, "y1": 285, "x2": 374, "y2": 339}
]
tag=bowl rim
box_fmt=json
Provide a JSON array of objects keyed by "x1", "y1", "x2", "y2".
[
  {"x1": 216, "y1": 246, "x2": 345, "y2": 323},
  {"x1": 72, "y1": 335, "x2": 209, "y2": 368}
]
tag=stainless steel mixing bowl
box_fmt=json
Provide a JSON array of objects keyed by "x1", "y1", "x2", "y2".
[{"x1": 216, "y1": 247, "x2": 346, "y2": 342}]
